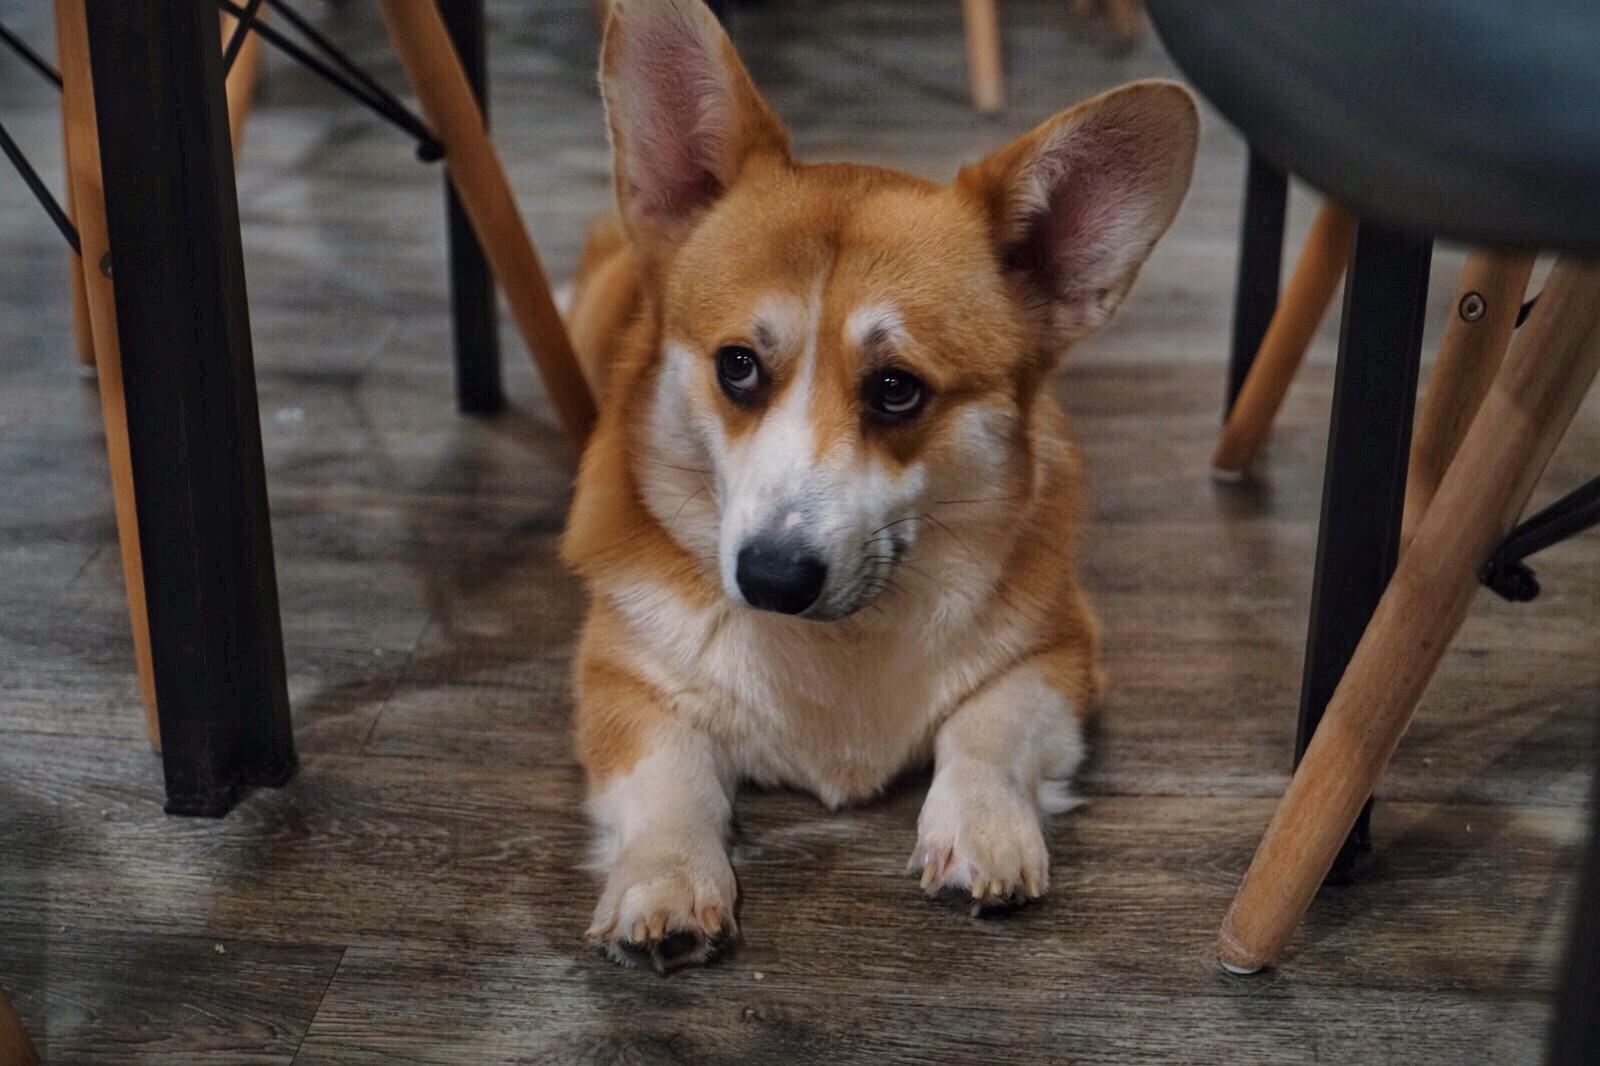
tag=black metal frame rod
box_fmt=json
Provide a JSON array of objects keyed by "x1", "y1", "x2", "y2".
[
  {"x1": 0, "y1": 20, "x2": 63, "y2": 90},
  {"x1": 262, "y1": 0, "x2": 394, "y2": 113},
  {"x1": 0, "y1": 115, "x2": 80, "y2": 255},
  {"x1": 1482, "y1": 475, "x2": 1600, "y2": 601},
  {"x1": 215, "y1": 0, "x2": 442, "y2": 161},
  {"x1": 1499, "y1": 476, "x2": 1600, "y2": 562},
  {"x1": 221, "y1": 0, "x2": 268, "y2": 71}
]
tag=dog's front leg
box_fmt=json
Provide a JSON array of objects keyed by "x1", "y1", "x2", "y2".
[
  {"x1": 584, "y1": 718, "x2": 737, "y2": 971},
  {"x1": 910, "y1": 657, "x2": 1087, "y2": 911}
]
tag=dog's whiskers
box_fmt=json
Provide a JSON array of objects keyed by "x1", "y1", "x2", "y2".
[
  {"x1": 666, "y1": 483, "x2": 710, "y2": 527},
  {"x1": 919, "y1": 511, "x2": 980, "y2": 564},
  {"x1": 866, "y1": 515, "x2": 921, "y2": 540},
  {"x1": 637, "y1": 455, "x2": 714, "y2": 477},
  {"x1": 930, "y1": 494, "x2": 1024, "y2": 507}
]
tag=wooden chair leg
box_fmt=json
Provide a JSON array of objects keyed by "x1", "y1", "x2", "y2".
[
  {"x1": 1292, "y1": 223, "x2": 1432, "y2": 885},
  {"x1": 0, "y1": 983, "x2": 40, "y2": 1066},
  {"x1": 220, "y1": 12, "x2": 262, "y2": 158},
  {"x1": 1211, "y1": 201, "x2": 1355, "y2": 479},
  {"x1": 1402, "y1": 249, "x2": 1536, "y2": 547},
  {"x1": 84, "y1": 0, "x2": 296, "y2": 814},
  {"x1": 960, "y1": 0, "x2": 1004, "y2": 113},
  {"x1": 57, "y1": 27, "x2": 96, "y2": 370},
  {"x1": 1216, "y1": 256, "x2": 1600, "y2": 974},
  {"x1": 376, "y1": 0, "x2": 595, "y2": 450},
  {"x1": 1105, "y1": 0, "x2": 1143, "y2": 39},
  {"x1": 56, "y1": 0, "x2": 160, "y2": 750}
]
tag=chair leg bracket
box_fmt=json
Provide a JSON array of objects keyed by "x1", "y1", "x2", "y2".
[{"x1": 1481, "y1": 475, "x2": 1600, "y2": 601}]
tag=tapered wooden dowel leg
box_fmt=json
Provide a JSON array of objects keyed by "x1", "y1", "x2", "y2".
[
  {"x1": 0, "y1": 982, "x2": 39, "y2": 1066},
  {"x1": 56, "y1": 0, "x2": 160, "y2": 750},
  {"x1": 221, "y1": 12, "x2": 262, "y2": 158},
  {"x1": 960, "y1": 0, "x2": 1004, "y2": 113},
  {"x1": 1105, "y1": 0, "x2": 1143, "y2": 40},
  {"x1": 1216, "y1": 257, "x2": 1600, "y2": 975},
  {"x1": 376, "y1": 0, "x2": 595, "y2": 450},
  {"x1": 1402, "y1": 249, "x2": 1536, "y2": 546},
  {"x1": 58, "y1": 26, "x2": 95, "y2": 370},
  {"x1": 1212, "y1": 202, "x2": 1355, "y2": 479}
]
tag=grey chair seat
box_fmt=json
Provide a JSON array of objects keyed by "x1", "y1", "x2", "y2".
[{"x1": 1146, "y1": 0, "x2": 1600, "y2": 250}]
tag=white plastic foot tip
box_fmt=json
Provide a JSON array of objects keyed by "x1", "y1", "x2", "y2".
[
  {"x1": 1210, "y1": 465, "x2": 1248, "y2": 484},
  {"x1": 1219, "y1": 958, "x2": 1263, "y2": 976}
]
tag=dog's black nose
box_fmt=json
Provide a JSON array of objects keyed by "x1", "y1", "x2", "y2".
[{"x1": 736, "y1": 538, "x2": 827, "y2": 615}]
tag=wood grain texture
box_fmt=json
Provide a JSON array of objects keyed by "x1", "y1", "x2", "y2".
[
  {"x1": 0, "y1": 0, "x2": 1595, "y2": 1061},
  {"x1": 1211, "y1": 201, "x2": 1353, "y2": 477},
  {"x1": 959, "y1": 0, "x2": 1004, "y2": 112},
  {"x1": 0, "y1": 923, "x2": 342, "y2": 1066},
  {"x1": 54, "y1": 24, "x2": 94, "y2": 372},
  {"x1": 54, "y1": 0, "x2": 160, "y2": 748},
  {"x1": 0, "y1": 982, "x2": 39, "y2": 1066},
  {"x1": 1402, "y1": 249, "x2": 1537, "y2": 547}
]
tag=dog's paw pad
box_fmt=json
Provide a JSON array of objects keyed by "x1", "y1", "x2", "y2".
[
  {"x1": 591, "y1": 907, "x2": 731, "y2": 973},
  {"x1": 599, "y1": 921, "x2": 723, "y2": 973}
]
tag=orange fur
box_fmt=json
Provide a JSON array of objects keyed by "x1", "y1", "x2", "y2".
[
  {"x1": 561, "y1": 0, "x2": 1195, "y2": 963},
  {"x1": 572, "y1": 601, "x2": 672, "y2": 778},
  {"x1": 563, "y1": 162, "x2": 1099, "y2": 777}
]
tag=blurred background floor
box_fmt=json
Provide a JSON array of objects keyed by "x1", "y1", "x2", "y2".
[{"x1": 1, "y1": 1, "x2": 1596, "y2": 1063}]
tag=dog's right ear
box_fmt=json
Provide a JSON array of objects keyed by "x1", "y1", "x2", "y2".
[{"x1": 601, "y1": 0, "x2": 790, "y2": 262}]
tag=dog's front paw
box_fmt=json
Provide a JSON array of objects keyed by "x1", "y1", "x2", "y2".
[
  {"x1": 587, "y1": 845, "x2": 737, "y2": 972},
  {"x1": 910, "y1": 766, "x2": 1049, "y2": 914}
]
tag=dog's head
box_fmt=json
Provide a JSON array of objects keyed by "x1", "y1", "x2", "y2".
[{"x1": 599, "y1": 0, "x2": 1196, "y2": 621}]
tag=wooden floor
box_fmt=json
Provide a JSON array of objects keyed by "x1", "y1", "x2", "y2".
[{"x1": 2, "y1": 2, "x2": 1597, "y2": 1063}]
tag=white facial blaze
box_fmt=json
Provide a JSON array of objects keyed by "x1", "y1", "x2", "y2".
[
  {"x1": 641, "y1": 291, "x2": 962, "y2": 619},
  {"x1": 637, "y1": 342, "x2": 721, "y2": 563},
  {"x1": 717, "y1": 291, "x2": 819, "y2": 598}
]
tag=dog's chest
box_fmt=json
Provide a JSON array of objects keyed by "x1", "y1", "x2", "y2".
[
  {"x1": 624, "y1": 590, "x2": 1008, "y2": 806},
  {"x1": 714, "y1": 630, "x2": 943, "y2": 805}
]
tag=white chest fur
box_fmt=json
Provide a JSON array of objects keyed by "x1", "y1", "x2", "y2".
[{"x1": 603, "y1": 572, "x2": 1028, "y2": 807}]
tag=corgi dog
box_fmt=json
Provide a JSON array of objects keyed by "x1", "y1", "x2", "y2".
[{"x1": 561, "y1": 0, "x2": 1197, "y2": 970}]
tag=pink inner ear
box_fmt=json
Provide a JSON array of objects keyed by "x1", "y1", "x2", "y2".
[
  {"x1": 1004, "y1": 121, "x2": 1173, "y2": 329},
  {"x1": 619, "y1": 17, "x2": 729, "y2": 221}
]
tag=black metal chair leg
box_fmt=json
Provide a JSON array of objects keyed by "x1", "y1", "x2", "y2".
[
  {"x1": 1296, "y1": 221, "x2": 1431, "y2": 882},
  {"x1": 85, "y1": 0, "x2": 295, "y2": 817},
  {"x1": 1226, "y1": 148, "x2": 1288, "y2": 415},
  {"x1": 1546, "y1": 729, "x2": 1600, "y2": 1065},
  {"x1": 439, "y1": 0, "x2": 504, "y2": 415}
]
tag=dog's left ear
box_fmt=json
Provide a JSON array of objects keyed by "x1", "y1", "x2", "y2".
[
  {"x1": 600, "y1": 0, "x2": 790, "y2": 265},
  {"x1": 957, "y1": 80, "x2": 1199, "y2": 349}
]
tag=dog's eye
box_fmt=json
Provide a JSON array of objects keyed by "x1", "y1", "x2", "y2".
[
  {"x1": 716, "y1": 345, "x2": 763, "y2": 401},
  {"x1": 865, "y1": 368, "x2": 926, "y2": 420}
]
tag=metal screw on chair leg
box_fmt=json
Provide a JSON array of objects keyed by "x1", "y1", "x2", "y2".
[
  {"x1": 99, "y1": 252, "x2": 112, "y2": 278},
  {"x1": 1459, "y1": 291, "x2": 1486, "y2": 321}
]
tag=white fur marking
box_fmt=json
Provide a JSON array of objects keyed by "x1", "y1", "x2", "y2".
[{"x1": 844, "y1": 303, "x2": 905, "y2": 350}]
